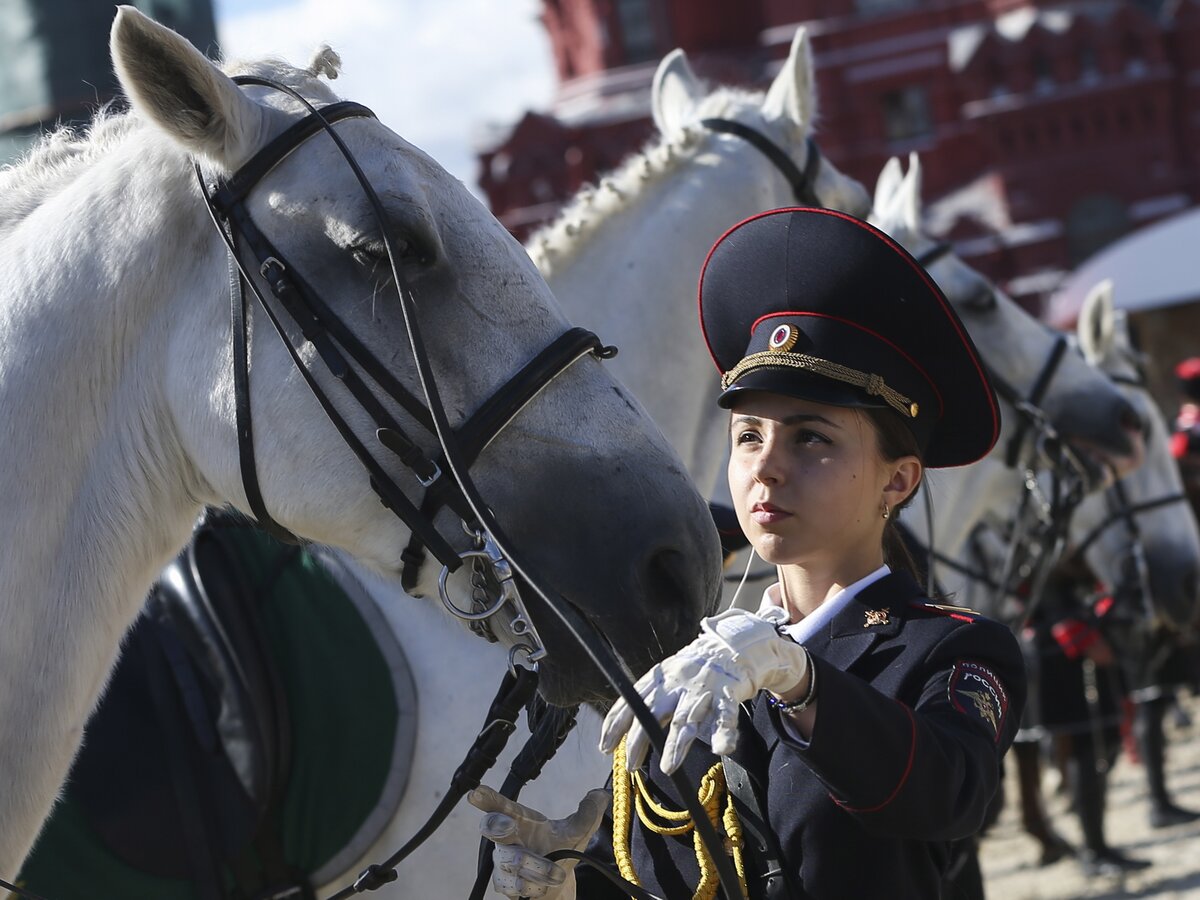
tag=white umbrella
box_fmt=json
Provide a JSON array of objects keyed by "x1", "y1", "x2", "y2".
[{"x1": 1047, "y1": 205, "x2": 1200, "y2": 328}]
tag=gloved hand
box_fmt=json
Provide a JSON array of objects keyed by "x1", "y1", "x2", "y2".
[
  {"x1": 599, "y1": 607, "x2": 809, "y2": 773},
  {"x1": 468, "y1": 784, "x2": 611, "y2": 900}
]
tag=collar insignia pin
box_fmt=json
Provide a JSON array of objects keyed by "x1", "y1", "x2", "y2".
[{"x1": 864, "y1": 609, "x2": 890, "y2": 627}]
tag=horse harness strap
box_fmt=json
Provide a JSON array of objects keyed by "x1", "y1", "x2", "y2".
[
  {"x1": 996, "y1": 333, "x2": 1069, "y2": 469},
  {"x1": 720, "y1": 754, "x2": 795, "y2": 900},
  {"x1": 1069, "y1": 486, "x2": 1190, "y2": 559},
  {"x1": 699, "y1": 118, "x2": 822, "y2": 208},
  {"x1": 398, "y1": 328, "x2": 616, "y2": 589}
]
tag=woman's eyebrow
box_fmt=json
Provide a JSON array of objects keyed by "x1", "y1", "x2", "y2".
[{"x1": 731, "y1": 413, "x2": 841, "y2": 429}]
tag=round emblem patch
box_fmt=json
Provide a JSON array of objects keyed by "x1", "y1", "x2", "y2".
[{"x1": 768, "y1": 324, "x2": 798, "y2": 353}]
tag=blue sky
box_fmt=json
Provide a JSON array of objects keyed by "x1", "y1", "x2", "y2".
[{"x1": 213, "y1": 0, "x2": 555, "y2": 196}]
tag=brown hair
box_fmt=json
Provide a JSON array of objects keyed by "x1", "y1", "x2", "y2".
[{"x1": 863, "y1": 407, "x2": 926, "y2": 585}]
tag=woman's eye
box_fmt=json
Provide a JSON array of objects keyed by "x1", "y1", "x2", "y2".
[{"x1": 735, "y1": 430, "x2": 760, "y2": 445}]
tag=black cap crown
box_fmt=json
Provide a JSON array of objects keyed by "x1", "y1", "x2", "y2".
[{"x1": 699, "y1": 208, "x2": 999, "y2": 468}]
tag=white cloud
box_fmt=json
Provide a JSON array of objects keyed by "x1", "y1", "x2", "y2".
[{"x1": 214, "y1": 0, "x2": 555, "y2": 196}]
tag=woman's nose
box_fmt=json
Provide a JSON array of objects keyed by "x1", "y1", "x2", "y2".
[{"x1": 752, "y1": 441, "x2": 785, "y2": 484}]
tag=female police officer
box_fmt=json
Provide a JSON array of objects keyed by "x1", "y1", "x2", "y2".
[{"x1": 470, "y1": 207, "x2": 1027, "y2": 899}]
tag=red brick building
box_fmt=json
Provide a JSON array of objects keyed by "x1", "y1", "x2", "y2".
[{"x1": 476, "y1": 0, "x2": 1200, "y2": 310}]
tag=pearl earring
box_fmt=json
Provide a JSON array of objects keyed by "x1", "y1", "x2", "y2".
[{"x1": 881, "y1": 502, "x2": 890, "y2": 520}]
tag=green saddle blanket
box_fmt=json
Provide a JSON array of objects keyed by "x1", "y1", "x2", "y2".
[{"x1": 17, "y1": 519, "x2": 416, "y2": 899}]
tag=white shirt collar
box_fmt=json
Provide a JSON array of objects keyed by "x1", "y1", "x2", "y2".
[{"x1": 757, "y1": 564, "x2": 891, "y2": 645}]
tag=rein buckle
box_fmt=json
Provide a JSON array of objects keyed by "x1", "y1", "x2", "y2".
[
  {"x1": 259, "y1": 256, "x2": 286, "y2": 279},
  {"x1": 438, "y1": 530, "x2": 548, "y2": 668}
]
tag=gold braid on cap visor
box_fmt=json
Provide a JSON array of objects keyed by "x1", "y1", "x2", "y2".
[{"x1": 721, "y1": 350, "x2": 920, "y2": 419}]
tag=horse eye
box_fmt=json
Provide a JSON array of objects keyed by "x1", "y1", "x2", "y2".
[
  {"x1": 352, "y1": 235, "x2": 432, "y2": 269},
  {"x1": 351, "y1": 239, "x2": 389, "y2": 268}
]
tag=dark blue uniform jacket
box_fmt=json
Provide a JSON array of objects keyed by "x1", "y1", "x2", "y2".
[{"x1": 579, "y1": 570, "x2": 1026, "y2": 899}]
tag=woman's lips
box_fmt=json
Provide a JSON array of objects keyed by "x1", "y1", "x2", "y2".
[{"x1": 750, "y1": 501, "x2": 792, "y2": 525}]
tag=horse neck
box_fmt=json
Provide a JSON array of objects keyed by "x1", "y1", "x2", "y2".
[
  {"x1": 0, "y1": 131, "x2": 213, "y2": 642},
  {"x1": 905, "y1": 452, "x2": 1023, "y2": 604},
  {"x1": 537, "y1": 154, "x2": 783, "y2": 495}
]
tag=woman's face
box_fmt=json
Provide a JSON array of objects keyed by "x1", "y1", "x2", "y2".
[{"x1": 727, "y1": 393, "x2": 916, "y2": 570}]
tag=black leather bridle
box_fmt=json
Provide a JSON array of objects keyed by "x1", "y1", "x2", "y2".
[{"x1": 200, "y1": 85, "x2": 615, "y2": 603}]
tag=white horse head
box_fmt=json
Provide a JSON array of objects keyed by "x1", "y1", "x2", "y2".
[
  {"x1": 1073, "y1": 279, "x2": 1200, "y2": 628},
  {"x1": 869, "y1": 155, "x2": 1146, "y2": 605},
  {"x1": 0, "y1": 8, "x2": 721, "y2": 875},
  {"x1": 530, "y1": 27, "x2": 872, "y2": 497}
]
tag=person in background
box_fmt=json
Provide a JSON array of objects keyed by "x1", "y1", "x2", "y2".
[
  {"x1": 1172, "y1": 356, "x2": 1200, "y2": 520},
  {"x1": 1029, "y1": 557, "x2": 1151, "y2": 877}
]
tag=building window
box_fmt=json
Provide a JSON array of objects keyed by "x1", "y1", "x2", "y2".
[
  {"x1": 615, "y1": 0, "x2": 657, "y2": 65},
  {"x1": 856, "y1": 0, "x2": 918, "y2": 15},
  {"x1": 1123, "y1": 33, "x2": 1148, "y2": 76},
  {"x1": 1033, "y1": 51, "x2": 1054, "y2": 94},
  {"x1": 987, "y1": 60, "x2": 1008, "y2": 98},
  {"x1": 1078, "y1": 45, "x2": 1098, "y2": 83},
  {"x1": 1066, "y1": 194, "x2": 1129, "y2": 265},
  {"x1": 880, "y1": 86, "x2": 933, "y2": 142}
]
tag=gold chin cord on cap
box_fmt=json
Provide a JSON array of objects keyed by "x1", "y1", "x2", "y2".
[{"x1": 721, "y1": 350, "x2": 920, "y2": 419}]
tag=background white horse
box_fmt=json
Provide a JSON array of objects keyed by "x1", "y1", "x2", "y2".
[
  {"x1": 1073, "y1": 280, "x2": 1200, "y2": 630},
  {"x1": 866, "y1": 155, "x2": 1146, "y2": 619},
  {"x1": 532, "y1": 29, "x2": 872, "y2": 499},
  {"x1": 0, "y1": 8, "x2": 723, "y2": 883}
]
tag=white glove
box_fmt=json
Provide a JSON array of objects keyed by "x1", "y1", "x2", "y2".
[
  {"x1": 468, "y1": 784, "x2": 611, "y2": 900},
  {"x1": 599, "y1": 607, "x2": 809, "y2": 773}
]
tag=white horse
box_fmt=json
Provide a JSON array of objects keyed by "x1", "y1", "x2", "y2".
[
  {"x1": 866, "y1": 155, "x2": 1146, "y2": 615},
  {"x1": 1073, "y1": 280, "x2": 1200, "y2": 629},
  {"x1": 0, "y1": 7, "x2": 724, "y2": 883}
]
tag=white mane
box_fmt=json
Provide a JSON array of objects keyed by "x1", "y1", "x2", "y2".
[
  {"x1": 530, "y1": 87, "x2": 791, "y2": 276},
  {"x1": 0, "y1": 54, "x2": 339, "y2": 237}
]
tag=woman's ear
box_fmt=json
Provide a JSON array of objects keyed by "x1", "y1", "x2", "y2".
[{"x1": 883, "y1": 456, "x2": 923, "y2": 509}]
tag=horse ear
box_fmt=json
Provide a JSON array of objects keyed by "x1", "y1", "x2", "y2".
[
  {"x1": 1077, "y1": 278, "x2": 1116, "y2": 364},
  {"x1": 762, "y1": 28, "x2": 816, "y2": 130},
  {"x1": 652, "y1": 49, "x2": 704, "y2": 134},
  {"x1": 110, "y1": 5, "x2": 269, "y2": 170},
  {"x1": 873, "y1": 156, "x2": 904, "y2": 220},
  {"x1": 898, "y1": 152, "x2": 923, "y2": 230}
]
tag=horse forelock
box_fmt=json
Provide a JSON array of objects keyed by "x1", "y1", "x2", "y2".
[{"x1": 528, "y1": 86, "x2": 784, "y2": 274}]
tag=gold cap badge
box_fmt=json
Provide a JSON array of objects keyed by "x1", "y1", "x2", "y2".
[{"x1": 767, "y1": 323, "x2": 799, "y2": 353}]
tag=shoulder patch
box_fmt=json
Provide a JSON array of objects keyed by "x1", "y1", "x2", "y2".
[{"x1": 948, "y1": 661, "x2": 1009, "y2": 742}]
